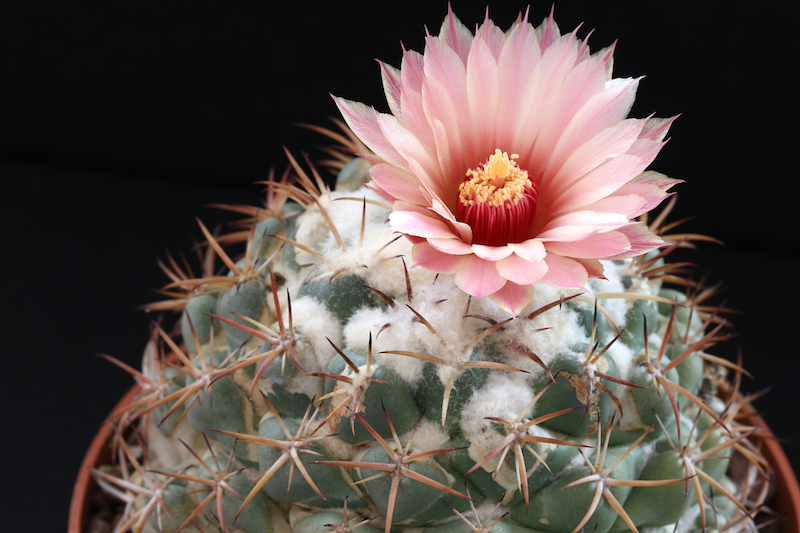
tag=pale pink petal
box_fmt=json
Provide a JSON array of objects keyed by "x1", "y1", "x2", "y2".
[
  {"x1": 466, "y1": 35, "x2": 499, "y2": 151},
  {"x1": 412, "y1": 241, "x2": 469, "y2": 274},
  {"x1": 544, "y1": 228, "x2": 633, "y2": 258},
  {"x1": 520, "y1": 33, "x2": 583, "y2": 165},
  {"x1": 334, "y1": 98, "x2": 407, "y2": 168},
  {"x1": 495, "y1": 18, "x2": 542, "y2": 150},
  {"x1": 534, "y1": 10, "x2": 561, "y2": 50},
  {"x1": 548, "y1": 153, "x2": 650, "y2": 215},
  {"x1": 474, "y1": 12, "x2": 507, "y2": 59},
  {"x1": 639, "y1": 115, "x2": 677, "y2": 142},
  {"x1": 425, "y1": 188, "x2": 474, "y2": 244},
  {"x1": 537, "y1": 211, "x2": 629, "y2": 241},
  {"x1": 471, "y1": 244, "x2": 514, "y2": 262},
  {"x1": 496, "y1": 252, "x2": 548, "y2": 285},
  {"x1": 404, "y1": 156, "x2": 444, "y2": 202},
  {"x1": 379, "y1": 61, "x2": 403, "y2": 119},
  {"x1": 506, "y1": 239, "x2": 547, "y2": 262},
  {"x1": 392, "y1": 199, "x2": 436, "y2": 217},
  {"x1": 454, "y1": 255, "x2": 507, "y2": 298},
  {"x1": 428, "y1": 237, "x2": 474, "y2": 256},
  {"x1": 600, "y1": 224, "x2": 665, "y2": 259},
  {"x1": 423, "y1": 34, "x2": 468, "y2": 113},
  {"x1": 580, "y1": 194, "x2": 649, "y2": 219},
  {"x1": 369, "y1": 163, "x2": 428, "y2": 206},
  {"x1": 429, "y1": 117, "x2": 451, "y2": 178},
  {"x1": 377, "y1": 115, "x2": 439, "y2": 180},
  {"x1": 626, "y1": 134, "x2": 667, "y2": 161},
  {"x1": 390, "y1": 210, "x2": 459, "y2": 240},
  {"x1": 587, "y1": 171, "x2": 681, "y2": 218},
  {"x1": 400, "y1": 47, "x2": 425, "y2": 94},
  {"x1": 559, "y1": 76, "x2": 641, "y2": 147},
  {"x1": 488, "y1": 281, "x2": 535, "y2": 316},
  {"x1": 400, "y1": 80, "x2": 435, "y2": 149},
  {"x1": 363, "y1": 182, "x2": 396, "y2": 205},
  {"x1": 574, "y1": 258, "x2": 605, "y2": 279},
  {"x1": 422, "y1": 77, "x2": 473, "y2": 179},
  {"x1": 544, "y1": 118, "x2": 645, "y2": 203},
  {"x1": 438, "y1": 5, "x2": 473, "y2": 65},
  {"x1": 539, "y1": 53, "x2": 608, "y2": 144},
  {"x1": 539, "y1": 254, "x2": 589, "y2": 288}
]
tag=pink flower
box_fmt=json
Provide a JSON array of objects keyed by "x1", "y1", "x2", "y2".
[{"x1": 335, "y1": 8, "x2": 680, "y2": 314}]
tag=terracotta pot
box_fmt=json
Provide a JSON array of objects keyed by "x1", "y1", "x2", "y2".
[
  {"x1": 69, "y1": 384, "x2": 800, "y2": 533},
  {"x1": 70, "y1": 384, "x2": 142, "y2": 533}
]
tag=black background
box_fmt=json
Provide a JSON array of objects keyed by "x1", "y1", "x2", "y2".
[{"x1": 2, "y1": 1, "x2": 798, "y2": 531}]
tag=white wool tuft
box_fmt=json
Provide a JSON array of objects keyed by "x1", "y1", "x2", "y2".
[
  {"x1": 460, "y1": 372, "x2": 533, "y2": 458},
  {"x1": 343, "y1": 306, "x2": 426, "y2": 385},
  {"x1": 495, "y1": 286, "x2": 587, "y2": 378},
  {"x1": 401, "y1": 417, "x2": 451, "y2": 455},
  {"x1": 289, "y1": 296, "x2": 343, "y2": 371},
  {"x1": 589, "y1": 260, "x2": 633, "y2": 328}
]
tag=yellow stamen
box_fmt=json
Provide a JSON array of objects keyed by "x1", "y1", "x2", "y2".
[{"x1": 459, "y1": 149, "x2": 531, "y2": 209}]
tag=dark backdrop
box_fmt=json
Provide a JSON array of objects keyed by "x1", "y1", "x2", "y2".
[{"x1": 2, "y1": 1, "x2": 798, "y2": 531}]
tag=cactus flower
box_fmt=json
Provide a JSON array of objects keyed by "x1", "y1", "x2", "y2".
[{"x1": 336, "y1": 8, "x2": 680, "y2": 314}]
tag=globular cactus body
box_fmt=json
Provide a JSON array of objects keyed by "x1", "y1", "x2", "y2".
[{"x1": 96, "y1": 172, "x2": 768, "y2": 533}]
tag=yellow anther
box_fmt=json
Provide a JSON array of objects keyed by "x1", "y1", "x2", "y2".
[{"x1": 459, "y1": 149, "x2": 531, "y2": 208}]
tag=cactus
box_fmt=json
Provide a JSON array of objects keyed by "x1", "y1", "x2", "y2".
[{"x1": 92, "y1": 8, "x2": 774, "y2": 533}]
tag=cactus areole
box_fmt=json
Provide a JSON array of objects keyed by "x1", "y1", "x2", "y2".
[{"x1": 92, "y1": 8, "x2": 777, "y2": 533}]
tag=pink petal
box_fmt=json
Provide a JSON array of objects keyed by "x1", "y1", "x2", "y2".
[
  {"x1": 379, "y1": 61, "x2": 403, "y2": 119},
  {"x1": 428, "y1": 237, "x2": 474, "y2": 256},
  {"x1": 575, "y1": 258, "x2": 605, "y2": 279},
  {"x1": 454, "y1": 255, "x2": 507, "y2": 298},
  {"x1": 425, "y1": 190, "x2": 473, "y2": 244},
  {"x1": 537, "y1": 211, "x2": 628, "y2": 241},
  {"x1": 519, "y1": 35, "x2": 584, "y2": 166},
  {"x1": 422, "y1": 77, "x2": 472, "y2": 179},
  {"x1": 540, "y1": 54, "x2": 609, "y2": 145},
  {"x1": 369, "y1": 163, "x2": 428, "y2": 206},
  {"x1": 639, "y1": 115, "x2": 677, "y2": 142},
  {"x1": 412, "y1": 241, "x2": 469, "y2": 274},
  {"x1": 377, "y1": 114, "x2": 439, "y2": 184},
  {"x1": 489, "y1": 281, "x2": 535, "y2": 316},
  {"x1": 548, "y1": 152, "x2": 650, "y2": 215},
  {"x1": 496, "y1": 252, "x2": 549, "y2": 285},
  {"x1": 580, "y1": 194, "x2": 649, "y2": 219},
  {"x1": 507, "y1": 239, "x2": 547, "y2": 262},
  {"x1": 544, "y1": 118, "x2": 645, "y2": 203},
  {"x1": 588, "y1": 171, "x2": 680, "y2": 218},
  {"x1": 400, "y1": 79, "x2": 435, "y2": 149},
  {"x1": 438, "y1": 5, "x2": 473, "y2": 65},
  {"x1": 334, "y1": 97, "x2": 407, "y2": 169},
  {"x1": 400, "y1": 47, "x2": 425, "y2": 93},
  {"x1": 600, "y1": 224, "x2": 665, "y2": 259},
  {"x1": 564, "y1": 76, "x2": 640, "y2": 142},
  {"x1": 390, "y1": 210, "x2": 459, "y2": 240},
  {"x1": 544, "y1": 229, "x2": 633, "y2": 258},
  {"x1": 471, "y1": 244, "x2": 514, "y2": 262},
  {"x1": 495, "y1": 18, "x2": 542, "y2": 150},
  {"x1": 423, "y1": 33, "x2": 468, "y2": 114},
  {"x1": 466, "y1": 35, "x2": 499, "y2": 151},
  {"x1": 474, "y1": 12, "x2": 507, "y2": 59},
  {"x1": 363, "y1": 182, "x2": 397, "y2": 205},
  {"x1": 539, "y1": 253, "x2": 589, "y2": 288}
]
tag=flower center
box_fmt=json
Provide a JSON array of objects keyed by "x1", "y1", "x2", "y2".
[{"x1": 456, "y1": 149, "x2": 538, "y2": 246}]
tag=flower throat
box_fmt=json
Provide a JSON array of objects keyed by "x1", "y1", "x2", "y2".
[{"x1": 457, "y1": 149, "x2": 538, "y2": 246}]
